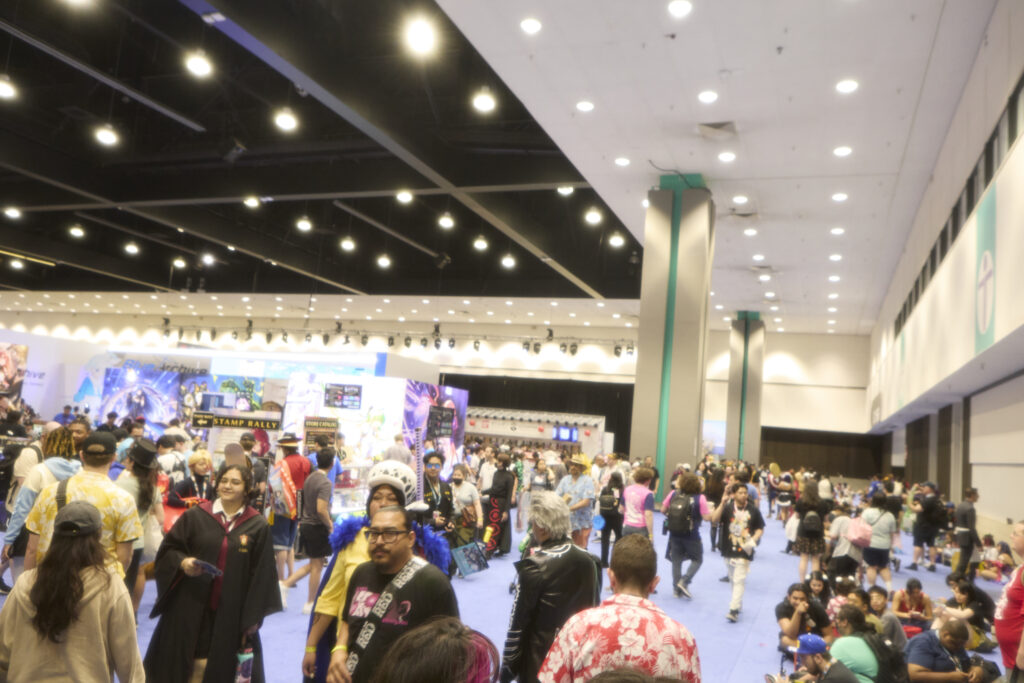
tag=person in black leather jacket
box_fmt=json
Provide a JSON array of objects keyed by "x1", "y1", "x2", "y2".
[{"x1": 501, "y1": 491, "x2": 602, "y2": 683}]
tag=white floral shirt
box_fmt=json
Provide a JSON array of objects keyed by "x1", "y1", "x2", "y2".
[{"x1": 538, "y1": 593, "x2": 701, "y2": 683}]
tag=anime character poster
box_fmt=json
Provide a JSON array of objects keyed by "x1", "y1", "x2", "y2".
[
  {"x1": 0, "y1": 343, "x2": 28, "y2": 404},
  {"x1": 178, "y1": 374, "x2": 265, "y2": 424},
  {"x1": 403, "y1": 381, "x2": 469, "y2": 477},
  {"x1": 100, "y1": 366, "x2": 181, "y2": 438}
]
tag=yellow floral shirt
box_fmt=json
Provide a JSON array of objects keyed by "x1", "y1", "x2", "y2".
[
  {"x1": 26, "y1": 470, "x2": 143, "y2": 577},
  {"x1": 313, "y1": 531, "x2": 369, "y2": 637}
]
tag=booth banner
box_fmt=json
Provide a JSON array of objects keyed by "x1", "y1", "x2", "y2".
[
  {"x1": 0, "y1": 343, "x2": 29, "y2": 404},
  {"x1": 303, "y1": 417, "x2": 339, "y2": 450},
  {"x1": 100, "y1": 366, "x2": 181, "y2": 438},
  {"x1": 192, "y1": 411, "x2": 282, "y2": 431}
]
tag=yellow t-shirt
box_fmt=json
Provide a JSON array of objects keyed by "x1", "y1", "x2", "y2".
[
  {"x1": 312, "y1": 531, "x2": 369, "y2": 637},
  {"x1": 26, "y1": 470, "x2": 143, "y2": 577}
]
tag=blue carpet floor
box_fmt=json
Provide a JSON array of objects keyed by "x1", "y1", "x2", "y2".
[{"x1": 114, "y1": 502, "x2": 1007, "y2": 680}]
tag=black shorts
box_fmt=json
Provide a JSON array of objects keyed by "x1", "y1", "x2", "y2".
[
  {"x1": 863, "y1": 547, "x2": 890, "y2": 568},
  {"x1": 299, "y1": 523, "x2": 332, "y2": 559},
  {"x1": 913, "y1": 524, "x2": 937, "y2": 548}
]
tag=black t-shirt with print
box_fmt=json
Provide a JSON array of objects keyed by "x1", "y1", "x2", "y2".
[
  {"x1": 719, "y1": 500, "x2": 766, "y2": 559},
  {"x1": 775, "y1": 598, "x2": 831, "y2": 636},
  {"x1": 342, "y1": 560, "x2": 459, "y2": 683}
]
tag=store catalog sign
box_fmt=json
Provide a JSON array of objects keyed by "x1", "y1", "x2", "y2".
[{"x1": 192, "y1": 411, "x2": 282, "y2": 430}]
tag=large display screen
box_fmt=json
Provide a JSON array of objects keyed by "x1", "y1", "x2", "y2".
[
  {"x1": 324, "y1": 383, "x2": 362, "y2": 410},
  {"x1": 554, "y1": 426, "x2": 578, "y2": 442}
]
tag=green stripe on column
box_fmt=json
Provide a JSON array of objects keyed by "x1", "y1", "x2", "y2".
[
  {"x1": 655, "y1": 175, "x2": 685, "y2": 492},
  {"x1": 735, "y1": 311, "x2": 759, "y2": 461}
]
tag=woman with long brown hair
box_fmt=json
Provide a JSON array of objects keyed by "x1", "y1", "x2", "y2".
[{"x1": 0, "y1": 501, "x2": 144, "y2": 681}]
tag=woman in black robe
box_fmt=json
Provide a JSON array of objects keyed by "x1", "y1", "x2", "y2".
[
  {"x1": 144, "y1": 464, "x2": 282, "y2": 683},
  {"x1": 485, "y1": 452, "x2": 517, "y2": 557}
]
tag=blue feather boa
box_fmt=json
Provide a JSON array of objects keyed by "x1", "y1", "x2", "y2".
[{"x1": 328, "y1": 513, "x2": 451, "y2": 574}]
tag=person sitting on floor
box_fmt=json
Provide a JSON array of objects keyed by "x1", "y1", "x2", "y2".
[
  {"x1": 866, "y1": 586, "x2": 907, "y2": 652},
  {"x1": 930, "y1": 580, "x2": 997, "y2": 653},
  {"x1": 777, "y1": 582, "x2": 833, "y2": 650},
  {"x1": 905, "y1": 619, "x2": 994, "y2": 683},
  {"x1": 892, "y1": 578, "x2": 934, "y2": 632},
  {"x1": 830, "y1": 605, "x2": 880, "y2": 683}
]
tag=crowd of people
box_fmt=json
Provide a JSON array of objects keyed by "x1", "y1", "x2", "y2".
[{"x1": 0, "y1": 403, "x2": 1020, "y2": 683}]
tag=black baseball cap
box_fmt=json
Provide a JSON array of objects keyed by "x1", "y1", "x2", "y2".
[
  {"x1": 81, "y1": 432, "x2": 117, "y2": 455},
  {"x1": 54, "y1": 501, "x2": 102, "y2": 537}
]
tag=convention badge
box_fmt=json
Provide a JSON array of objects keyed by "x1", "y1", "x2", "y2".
[{"x1": 238, "y1": 534, "x2": 249, "y2": 552}]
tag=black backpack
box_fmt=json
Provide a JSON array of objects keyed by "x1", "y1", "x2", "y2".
[
  {"x1": 666, "y1": 493, "x2": 695, "y2": 534},
  {"x1": 856, "y1": 631, "x2": 910, "y2": 683},
  {"x1": 0, "y1": 442, "x2": 24, "y2": 503},
  {"x1": 802, "y1": 510, "x2": 824, "y2": 536},
  {"x1": 599, "y1": 489, "x2": 618, "y2": 513}
]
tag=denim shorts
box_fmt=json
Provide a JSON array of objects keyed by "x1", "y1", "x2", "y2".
[{"x1": 271, "y1": 515, "x2": 298, "y2": 551}]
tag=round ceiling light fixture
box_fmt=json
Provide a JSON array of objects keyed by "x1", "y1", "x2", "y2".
[
  {"x1": 575, "y1": 100, "x2": 595, "y2": 113},
  {"x1": 340, "y1": 237, "x2": 355, "y2": 252},
  {"x1": 184, "y1": 50, "x2": 213, "y2": 78},
  {"x1": 831, "y1": 192, "x2": 848, "y2": 202},
  {"x1": 243, "y1": 196, "x2": 260, "y2": 208},
  {"x1": 829, "y1": 253, "x2": 843, "y2": 261},
  {"x1": 718, "y1": 151, "x2": 736, "y2": 163},
  {"x1": 94, "y1": 124, "x2": 119, "y2": 147},
  {"x1": 614, "y1": 157, "x2": 630, "y2": 167},
  {"x1": 833, "y1": 145, "x2": 852, "y2": 157},
  {"x1": 752, "y1": 253, "x2": 765, "y2": 262},
  {"x1": 404, "y1": 17, "x2": 437, "y2": 56},
  {"x1": 472, "y1": 87, "x2": 496, "y2": 113},
  {"x1": 68, "y1": 224, "x2": 85, "y2": 238},
  {"x1": 828, "y1": 275, "x2": 840, "y2": 282},
  {"x1": 831, "y1": 227, "x2": 845, "y2": 235},
  {"x1": 520, "y1": 17, "x2": 542, "y2": 35},
  {"x1": 733, "y1": 195, "x2": 749, "y2": 205},
  {"x1": 473, "y1": 236, "x2": 488, "y2": 251},
  {"x1": 608, "y1": 232, "x2": 625, "y2": 248},
  {"x1": 273, "y1": 108, "x2": 298, "y2": 132},
  {"x1": 124, "y1": 242, "x2": 139, "y2": 255},
  {"x1": 377, "y1": 254, "x2": 392, "y2": 268},
  {"x1": 3, "y1": 207, "x2": 21, "y2": 219},
  {"x1": 0, "y1": 75, "x2": 17, "y2": 100},
  {"x1": 501, "y1": 254, "x2": 516, "y2": 269},
  {"x1": 835, "y1": 79, "x2": 859, "y2": 94},
  {"x1": 584, "y1": 208, "x2": 602, "y2": 225},
  {"x1": 396, "y1": 190, "x2": 413, "y2": 204},
  {"x1": 743, "y1": 228, "x2": 757, "y2": 237},
  {"x1": 438, "y1": 212, "x2": 455, "y2": 229},
  {"x1": 667, "y1": 0, "x2": 694, "y2": 18},
  {"x1": 172, "y1": 257, "x2": 187, "y2": 269},
  {"x1": 9, "y1": 259, "x2": 23, "y2": 270},
  {"x1": 201, "y1": 253, "x2": 215, "y2": 266},
  {"x1": 697, "y1": 90, "x2": 718, "y2": 104},
  {"x1": 557, "y1": 186, "x2": 574, "y2": 196},
  {"x1": 296, "y1": 216, "x2": 313, "y2": 232}
]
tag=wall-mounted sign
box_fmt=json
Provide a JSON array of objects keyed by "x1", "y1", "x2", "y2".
[{"x1": 192, "y1": 411, "x2": 281, "y2": 430}]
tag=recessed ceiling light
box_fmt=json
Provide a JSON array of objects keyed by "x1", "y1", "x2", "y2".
[
  {"x1": 828, "y1": 307, "x2": 838, "y2": 313},
  {"x1": 227, "y1": 245, "x2": 235, "y2": 251},
  {"x1": 184, "y1": 50, "x2": 213, "y2": 78},
  {"x1": 723, "y1": 316, "x2": 731, "y2": 322},
  {"x1": 396, "y1": 190, "x2": 413, "y2": 204},
  {"x1": 3, "y1": 207, "x2": 21, "y2": 219},
  {"x1": 398, "y1": 316, "x2": 406, "y2": 322},
  {"x1": 759, "y1": 274, "x2": 771, "y2": 282},
  {"x1": 462, "y1": 299, "x2": 470, "y2": 305},
  {"x1": 743, "y1": 228, "x2": 757, "y2": 237},
  {"x1": 829, "y1": 254, "x2": 842, "y2": 261},
  {"x1": 828, "y1": 293, "x2": 839, "y2": 300},
  {"x1": 832, "y1": 192, "x2": 848, "y2": 202},
  {"x1": 201, "y1": 253, "x2": 215, "y2": 266},
  {"x1": 667, "y1": 0, "x2": 693, "y2": 19},
  {"x1": 172, "y1": 257, "x2": 187, "y2": 269},
  {"x1": 340, "y1": 237, "x2": 355, "y2": 252},
  {"x1": 501, "y1": 254, "x2": 516, "y2": 269},
  {"x1": 446, "y1": 309, "x2": 454, "y2": 315},
  {"x1": 642, "y1": 199, "x2": 650, "y2": 208},
  {"x1": 9, "y1": 259, "x2": 23, "y2": 270},
  {"x1": 612, "y1": 313, "x2": 621, "y2": 318},
  {"x1": 733, "y1": 195, "x2": 749, "y2": 205},
  {"x1": 596, "y1": 302, "x2": 605, "y2": 307},
  {"x1": 715, "y1": 304, "x2": 723, "y2": 310},
  {"x1": 520, "y1": 17, "x2": 542, "y2": 34},
  {"x1": 774, "y1": 317, "x2": 782, "y2": 323},
  {"x1": 829, "y1": 275, "x2": 840, "y2": 282},
  {"x1": 752, "y1": 254, "x2": 765, "y2": 262},
  {"x1": 124, "y1": 242, "x2": 139, "y2": 255},
  {"x1": 404, "y1": 17, "x2": 437, "y2": 56},
  {"x1": 472, "y1": 88, "x2": 496, "y2": 113},
  {"x1": 296, "y1": 216, "x2": 312, "y2": 232},
  {"x1": 718, "y1": 151, "x2": 736, "y2": 163},
  {"x1": 584, "y1": 208, "x2": 602, "y2": 225},
  {"x1": 614, "y1": 157, "x2": 630, "y2": 167},
  {"x1": 243, "y1": 196, "x2": 260, "y2": 208},
  {"x1": 569, "y1": 313, "x2": 577, "y2": 318},
  {"x1": 241, "y1": 296, "x2": 249, "y2": 302},
  {"x1": 835, "y1": 79, "x2": 859, "y2": 94},
  {"x1": 273, "y1": 108, "x2": 298, "y2": 132},
  {"x1": 505, "y1": 300, "x2": 513, "y2": 306},
  {"x1": 697, "y1": 90, "x2": 718, "y2": 104},
  {"x1": 377, "y1": 254, "x2": 391, "y2": 268},
  {"x1": 94, "y1": 124, "x2": 119, "y2": 146},
  {"x1": 769, "y1": 305, "x2": 779, "y2": 311},
  {"x1": 764, "y1": 291, "x2": 775, "y2": 298},
  {"x1": 0, "y1": 75, "x2": 17, "y2": 100},
  {"x1": 557, "y1": 186, "x2": 574, "y2": 196},
  {"x1": 438, "y1": 213, "x2": 455, "y2": 229},
  {"x1": 833, "y1": 145, "x2": 852, "y2": 158},
  {"x1": 831, "y1": 227, "x2": 845, "y2": 236},
  {"x1": 609, "y1": 232, "x2": 625, "y2": 248},
  {"x1": 550, "y1": 301, "x2": 558, "y2": 307},
  {"x1": 576, "y1": 100, "x2": 595, "y2": 113},
  {"x1": 828, "y1": 329, "x2": 835, "y2": 334},
  {"x1": 777, "y1": 327, "x2": 785, "y2": 332},
  {"x1": 473, "y1": 236, "x2": 488, "y2": 251},
  {"x1": 422, "y1": 299, "x2": 430, "y2": 304},
  {"x1": 828, "y1": 320, "x2": 836, "y2": 325}
]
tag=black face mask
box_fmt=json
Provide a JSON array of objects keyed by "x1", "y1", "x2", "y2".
[{"x1": 452, "y1": 478, "x2": 464, "y2": 485}]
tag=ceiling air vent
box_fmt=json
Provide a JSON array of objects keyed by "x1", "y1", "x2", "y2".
[{"x1": 697, "y1": 121, "x2": 737, "y2": 141}]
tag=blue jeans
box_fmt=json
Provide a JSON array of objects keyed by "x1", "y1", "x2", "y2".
[{"x1": 669, "y1": 534, "x2": 703, "y2": 587}]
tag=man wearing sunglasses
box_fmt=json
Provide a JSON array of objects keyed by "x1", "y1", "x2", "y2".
[{"x1": 328, "y1": 506, "x2": 459, "y2": 683}]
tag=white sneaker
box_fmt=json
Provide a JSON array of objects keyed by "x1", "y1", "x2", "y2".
[
  {"x1": 279, "y1": 582, "x2": 288, "y2": 610},
  {"x1": 302, "y1": 601, "x2": 314, "y2": 615}
]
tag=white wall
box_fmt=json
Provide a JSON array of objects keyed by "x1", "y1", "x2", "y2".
[
  {"x1": 969, "y1": 373, "x2": 1024, "y2": 525},
  {"x1": 871, "y1": 0, "x2": 1024, "y2": 420},
  {"x1": 704, "y1": 329, "x2": 871, "y2": 433}
]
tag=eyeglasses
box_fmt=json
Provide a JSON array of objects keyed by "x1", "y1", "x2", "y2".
[
  {"x1": 364, "y1": 528, "x2": 409, "y2": 544},
  {"x1": 425, "y1": 463, "x2": 442, "y2": 470}
]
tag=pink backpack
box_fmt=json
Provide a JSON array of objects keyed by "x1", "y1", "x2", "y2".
[{"x1": 845, "y1": 514, "x2": 874, "y2": 548}]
